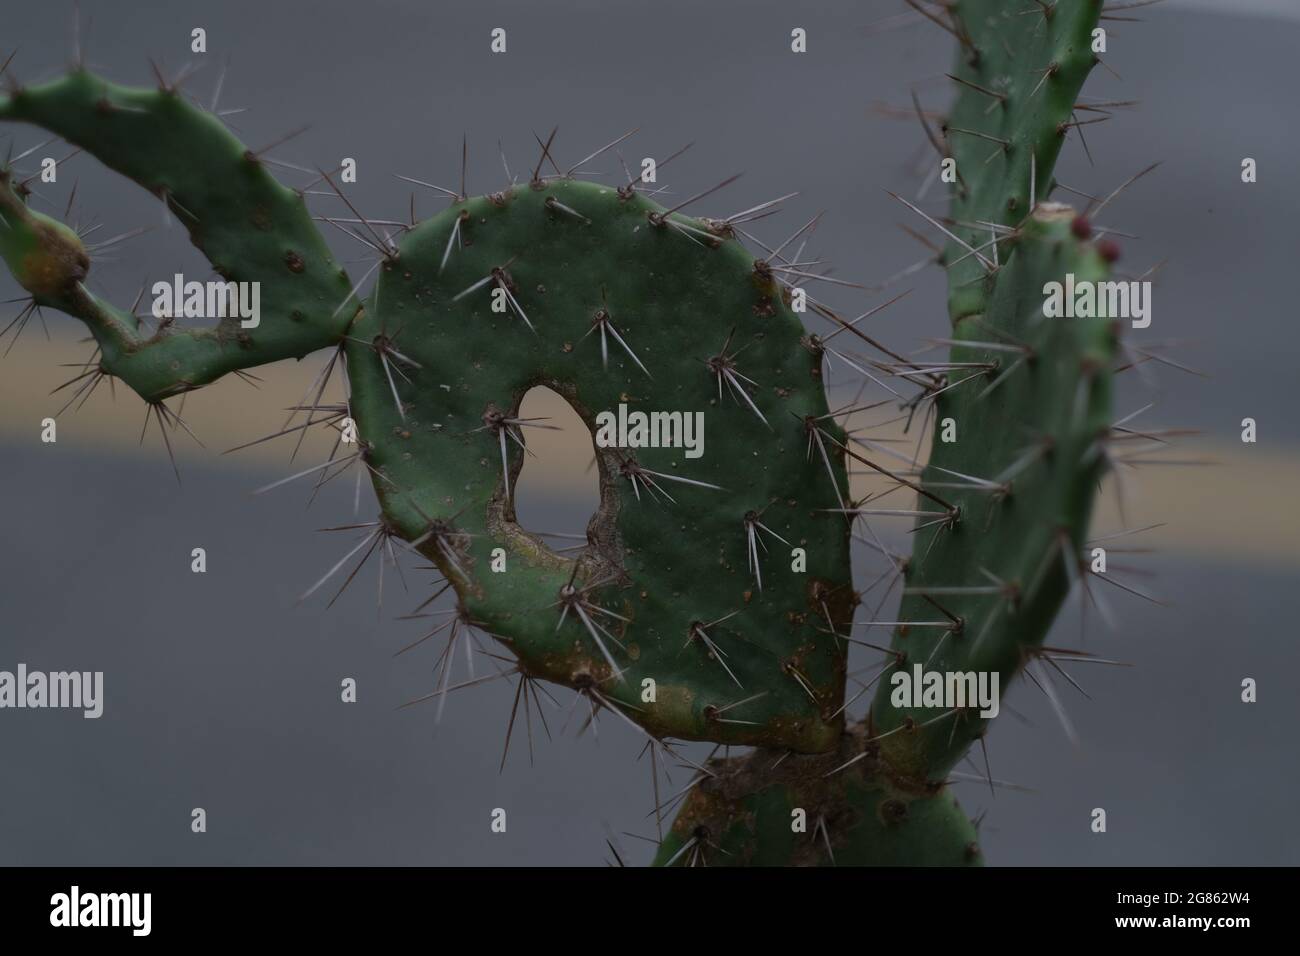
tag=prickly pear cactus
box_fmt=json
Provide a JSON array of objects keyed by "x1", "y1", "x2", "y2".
[{"x1": 0, "y1": 0, "x2": 1123, "y2": 866}]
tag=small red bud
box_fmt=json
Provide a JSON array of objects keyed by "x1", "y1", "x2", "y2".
[
  {"x1": 1070, "y1": 215, "x2": 1092, "y2": 240},
  {"x1": 1096, "y1": 239, "x2": 1121, "y2": 263}
]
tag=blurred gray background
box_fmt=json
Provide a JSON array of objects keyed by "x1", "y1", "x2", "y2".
[{"x1": 0, "y1": 0, "x2": 1297, "y2": 866}]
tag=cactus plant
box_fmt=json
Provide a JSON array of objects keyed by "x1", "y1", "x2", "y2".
[{"x1": 0, "y1": 0, "x2": 1124, "y2": 866}]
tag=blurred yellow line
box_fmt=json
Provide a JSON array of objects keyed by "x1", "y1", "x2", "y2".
[
  {"x1": 3, "y1": 336, "x2": 1296, "y2": 565},
  {"x1": 0, "y1": 336, "x2": 344, "y2": 464}
]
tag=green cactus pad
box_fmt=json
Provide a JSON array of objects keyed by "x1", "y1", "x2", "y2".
[{"x1": 346, "y1": 179, "x2": 856, "y2": 751}]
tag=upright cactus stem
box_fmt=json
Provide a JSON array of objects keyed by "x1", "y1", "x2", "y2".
[
  {"x1": 869, "y1": 205, "x2": 1115, "y2": 787},
  {"x1": 0, "y1": 0, "x2": 1126, "y2": 866},
  {"x1": 869, "y1": 0, "x2": 1115, "y2": 785}
]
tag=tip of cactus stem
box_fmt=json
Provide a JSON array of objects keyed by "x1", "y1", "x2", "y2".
[
  {"x1": 24, "y1": 224, "x2": 90, "y2": 297},
  {"x1": 0, "y1": 189, "x2": 90, "y2": 300}
]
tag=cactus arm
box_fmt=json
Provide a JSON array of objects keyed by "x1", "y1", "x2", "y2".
[{"x1": 0, "y1": 70, "x2": 352, "y2": 402}]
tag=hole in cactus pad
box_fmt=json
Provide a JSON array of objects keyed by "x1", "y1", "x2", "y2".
[{"x1": 511, "y1": 386, "x2": 601, "y2": 543}]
